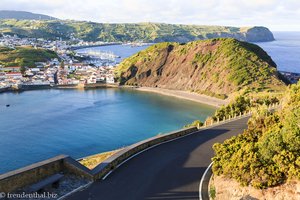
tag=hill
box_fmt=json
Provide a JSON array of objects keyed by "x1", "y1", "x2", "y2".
[
  {"x1": 0, "y1": 19, "x2": 274, "y2": 42},
  {"x1": 115, "y1": 38, "x2": 286, "y2": 99},
  {"x1": 0, "y1": 46, "x2": 58, "y2": 67},
  {"x1": 0, "y1": 10, "x2": 56, "y2": 20}
]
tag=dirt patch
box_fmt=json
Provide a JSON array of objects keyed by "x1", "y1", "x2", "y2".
[{"x1": 209, "y1": 175, "x2": 300, "y2": 200}]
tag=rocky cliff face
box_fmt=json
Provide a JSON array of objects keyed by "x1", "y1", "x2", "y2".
[
  {"x1": 116, "y1": 38, "x2": 285, "y2": 99},
  {"x1": 243, "y1": 26, "x2": 275, "y2": 42}
]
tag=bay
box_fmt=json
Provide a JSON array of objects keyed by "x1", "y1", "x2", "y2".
[{"x1": 0, "y1": 88, "x2": 214, "y2": 173}]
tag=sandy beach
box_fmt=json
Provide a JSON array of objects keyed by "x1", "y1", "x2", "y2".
[{"x1": 133, "y1": 87, "x2": 229, "y2": 108}]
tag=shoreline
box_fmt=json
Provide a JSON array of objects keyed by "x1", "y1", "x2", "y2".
[
  {"x1": 132, "y1": 87, "x2": 228, "y2": 108},
  {"x1": 1, "y1": 84, "x2": 227, "y2": 108}
]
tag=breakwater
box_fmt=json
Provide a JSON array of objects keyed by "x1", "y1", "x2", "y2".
[{"x1": 70, "y1": 42, "x2": 121, "y2": 50}]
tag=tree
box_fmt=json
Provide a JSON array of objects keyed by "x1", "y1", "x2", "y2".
[{"x1": 20, "y1": 66, "x2": 26, "y2": 75}]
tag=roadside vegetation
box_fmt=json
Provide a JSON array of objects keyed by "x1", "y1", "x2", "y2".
[
  {"x1": 79, "y1": 150, "x2": 121, "y2": 170},
  {"x1": 212, "y1": 81, "x2": 300, "y2": 189}
]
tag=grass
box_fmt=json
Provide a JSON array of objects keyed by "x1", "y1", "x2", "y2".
[
  {"x1": 209, "y1": 185, "x2": 216, "y2": 199},
  {"x1": 0, "y1": 46, "x2": 58, "y2": 67},
  {"x1": 79, "y1": 149, "x2": 121, "y2": 170},
  {"x1": 116, "y1": 38, "x2": 286, "y2": 99}
]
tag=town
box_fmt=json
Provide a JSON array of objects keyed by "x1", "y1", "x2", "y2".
[{"x1": 0, "y1": 34, "x2": 117, "y2": 92}]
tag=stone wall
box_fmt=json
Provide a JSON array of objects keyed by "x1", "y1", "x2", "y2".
[
  {"x1": 0, "y1": 127, "x2": 197, "y2": 192},
  {"x1": 0, "y1": 155, "x2": 67, "y2": 193}
]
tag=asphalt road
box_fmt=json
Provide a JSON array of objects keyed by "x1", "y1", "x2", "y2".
[{"x1": 68, "y1": 117, "x2": 249, "y2": 200}]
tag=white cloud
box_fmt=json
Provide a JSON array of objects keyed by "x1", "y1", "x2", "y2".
[{"x1": 1, "y1": 0, "x2": 300, "y2": 30}]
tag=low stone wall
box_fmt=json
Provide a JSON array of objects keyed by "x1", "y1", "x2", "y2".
[
  {"x1": 0, "y1": 155, "x2": 67, "y2": 193},
  {"x1": 63, "y1": 157, "x2": 94, "y2": 180},
  {"x1": 19, "y1": 84, "x2": 52, "y2": 91},
  {"x1": 0, "y1": 127, "x2": 197, "y2": 192}
]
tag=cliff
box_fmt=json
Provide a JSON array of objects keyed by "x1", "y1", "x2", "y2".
[
  {"x1": 116, "y1": 38, "x2": 286, "y2": 99},
  {"x1": 0, "y1": 19, "x2": 274, "y2": 43}
]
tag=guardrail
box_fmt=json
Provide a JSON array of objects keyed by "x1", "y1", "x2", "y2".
[{"x1": 199, "y1": 162, "x2": 213, "y2": 200}]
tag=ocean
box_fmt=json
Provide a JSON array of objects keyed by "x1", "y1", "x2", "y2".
[
  {"x1": 0, "y1": 88, "x2": 214, "y2": 173},
  {"x1": 256, "y1": 31, "x2": 300, "y2": 73}
]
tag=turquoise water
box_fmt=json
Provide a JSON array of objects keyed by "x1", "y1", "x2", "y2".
[{"x1": 0, "y1": 88, "x2": 214, "y2": 173}]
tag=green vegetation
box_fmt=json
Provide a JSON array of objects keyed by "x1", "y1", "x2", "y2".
[
  {"x1": 212, "y1": 82, "x2": 300, "y2": 189},
  {"x1": 185, "y1": 93, "x2": 280, "y2": 128},
  {"x1": 184, "y1": 120, "x2": 203, "y2": 128},
  {"x1": 0, "y1": 19, "x2": 274, "y2": 42},
  {"x1": 212, "y1": 94, "x2": 280, "y2": 121},
  {"x1": 191, "y1": 90, "x2": 227, "y2": 100},
  {"x1": 80, "y1": 150, "x2": 120, "y2": 170},
  {"x1": 0, "y1": 46, "x2": 58, "y2": 67},
  {"x1": 209, "y1": 185, "x2": 216, "y2": 199},
  {"x1": 116, "y1": 38, "x2": 286, "y2": 99}
]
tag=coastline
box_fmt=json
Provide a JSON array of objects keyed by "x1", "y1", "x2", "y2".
[
  {"x1": 1, "y1": 84, "x2": 227, "y2": 108},
  {"x1": 0, "y1": 83, "x2": 119, "y2": 93},
  {"x1": 132, "y1": 87, "x2": 228, "y2": 108}
]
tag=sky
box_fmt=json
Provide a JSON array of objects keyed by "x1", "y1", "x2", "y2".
[{"x1": 1, "y1": 0, "x2": 300, "y2": 31}]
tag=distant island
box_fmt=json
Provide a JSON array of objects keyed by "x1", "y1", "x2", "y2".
[{"x1": 0, "y1": 11, "x2": 274, "y2": 43}]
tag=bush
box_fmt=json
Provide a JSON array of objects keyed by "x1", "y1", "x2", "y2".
[
  {"x1": 184, "y1": 120, "x2": 203, "y2": 129},
  {"x1": 212, "y1": 82, "x2": 300, "y2": 189}
]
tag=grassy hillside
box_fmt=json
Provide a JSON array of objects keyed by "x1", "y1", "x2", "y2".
[
  {"x1": 0, "y1": 19, "x2": 274, "y2": 42},
  {"x1": 0, "y1": 46, "x2": 58, "y2": 67},
  {"x1": 212, "y1": 81, "x2": 300, "y2": 189},
  {"x1": 116, "y1": 38, "x2": 286, "y2": 99}
]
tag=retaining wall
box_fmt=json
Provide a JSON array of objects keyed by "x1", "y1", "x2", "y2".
[
  {"x1": 0, "y1": 155, "x2": 67, "y2": 193},
  {"x1": 0, "y1": 127, "x2": 197, "y2": 192}
]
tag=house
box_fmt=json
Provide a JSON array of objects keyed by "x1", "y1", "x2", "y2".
[{"x1": 106, "y1": 75, "x2": 115, "y2": 84}]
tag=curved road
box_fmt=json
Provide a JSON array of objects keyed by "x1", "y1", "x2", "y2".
[{"x1": 68, "y1": 117, "x2": 249, "y2": 200}]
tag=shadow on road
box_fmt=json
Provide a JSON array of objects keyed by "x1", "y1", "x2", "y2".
[{"x1": 68, "y1": 125, "x2": 243, "y2": 200}]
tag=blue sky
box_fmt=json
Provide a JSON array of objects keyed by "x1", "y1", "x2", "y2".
[{"x1": 1, "y1": 0, "x2": 300, "y2": 31}]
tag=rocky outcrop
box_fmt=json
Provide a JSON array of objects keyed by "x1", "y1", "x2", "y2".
[
  {"x1": 243, "y1": 26, "x2": 275, "y2": 42},
  {"x1": 150, "y1": 26, "x2": 274, "y2": 43}
]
